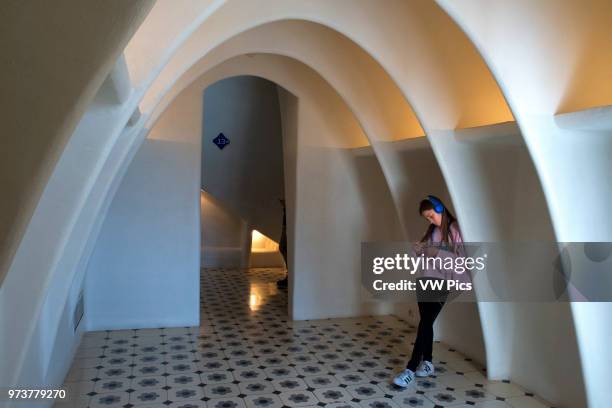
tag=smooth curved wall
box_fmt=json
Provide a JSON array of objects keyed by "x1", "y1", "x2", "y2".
[
  {"x1": 143, "y1": 55, "x2": 399, "y2": 320},
  {"x1": 438, "y1": 1, "x2": 612, "y2": 406},
  {"x1": 145, "y1": 21, "x2": 490, "y2": 370},
  {"x1": 202, "y1": 76, "x2": 285, "y2": 240},
  {"x1": 84, "y1": 139, "x2": 200, "y2": 330},
  {"x1": 200, "y1": 191, "x2": 249, "y2": 268},
  {"x1": 430, "y1": 124, "x2": 585, "y2": 406},
  {"x1": 146, "y1": 20, "x2": 425, "y2": 241},
  {"x1": 137, "y1": 21, "x2": 487, "y2": 361},
  {"x1": 0, "y1": 84, "x2": 150, "y2": 397},
  {"x1": 0, "y1": 0, "x2": 154, "y2": 285}
]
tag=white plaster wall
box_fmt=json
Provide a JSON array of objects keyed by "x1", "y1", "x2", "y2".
[
  {"x1": 200, "y1": 191, "x2": 246, "y2": 248},
  {"x1": 436, "y1": 2, "x2": 612, "y2": 406},
  {"x1": 0, "y1": 85, "x2": 150, "y2": 396},
  {"x1": 146, "y1": 20, "x2": 421, "y2": 241},
  {"x1": 146, "y1": 55, "x2": 397, "y2": 320},
  {"x1": 85, "y1": 139, "x2": 200, "y2": 330},
  {"x1": 124, "y1": 0, "x2": 223, "y2": 88},
  {"x1": 140, "y1": 1, "x2": 512, "y2": 129},
  {"x1": 202, "y1": 76, "x2": 285, "y2": 240},
  {"x1": 429, "y1": 124, "x2": 585, "y2": 406},
  {"x1": 277, "y1": 87, "x2": 299, "y2": 316},
  {"x1": 350, "y1": 148, "x2": 403, "y2": 243},
  {"x1": 200, "y1": 191, "x2": 249, "y2": 268},
  {"x1": 288, "y1": 105, "x2": 377, "y2": 319},
  {"x1": 0, "y1": 1, "x2": 153, "y2": 288}
]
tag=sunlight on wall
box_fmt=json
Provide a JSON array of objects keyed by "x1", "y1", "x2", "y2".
[{"x1": 251, "y1": 229, "x2": 279, "y2": 252}]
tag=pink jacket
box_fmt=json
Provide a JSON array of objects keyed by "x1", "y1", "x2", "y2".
[{"x1": 415, "y1": 222, "x2": 470, "y2": 282}]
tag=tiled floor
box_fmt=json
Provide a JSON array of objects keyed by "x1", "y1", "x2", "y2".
[{"x1": 58, "y1": 267, "x2": 553, "y2": 408}]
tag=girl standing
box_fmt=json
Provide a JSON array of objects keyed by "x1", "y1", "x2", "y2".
[{"x1": 393, "y1": 195, "x2": 465, "y2": 387}]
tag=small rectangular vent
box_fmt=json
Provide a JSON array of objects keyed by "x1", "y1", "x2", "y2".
[{"x1": 73, "y1": 292, "x2": 84, "y2": 332}]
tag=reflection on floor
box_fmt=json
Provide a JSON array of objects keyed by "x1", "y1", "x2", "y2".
[{"x1": 58, "y1": 268, "x2": 553, "y2": 408}]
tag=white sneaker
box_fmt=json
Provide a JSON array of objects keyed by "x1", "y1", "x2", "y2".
[
  {"x1": 415, "y1": 361, "x2": 434, "y2": 377},
  {"x1": 392, "y1": 369, "x2": 416, "y2": 387}
]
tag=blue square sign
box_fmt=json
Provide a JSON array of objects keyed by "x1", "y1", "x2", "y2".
[{"x1": 213, "y1": 133, "x2": 230, "y2": 150}]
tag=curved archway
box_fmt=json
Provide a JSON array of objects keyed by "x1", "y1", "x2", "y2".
[
  {"x1": 435, "y1": 1, "x2": 612, "y2": 406},
  {"x1": 147, "y1": 20, "x2": 432, "y2": 242},
  {"x1": 141, "y1": 18, "x2": 573, "y2": 399},
  {"x1": 137, "y1": 10, "x2": 583, "y2": 404},
  {"x1": 86, "y1": 54, "x2": 406, "y2": 327},
  {"x1": 1, "y1": 5, "x2": 585, "y2": 406}
]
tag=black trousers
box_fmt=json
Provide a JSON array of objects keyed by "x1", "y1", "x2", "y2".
[{"x1": 406, "y1": 279, "x2": 449, "y2": 371}]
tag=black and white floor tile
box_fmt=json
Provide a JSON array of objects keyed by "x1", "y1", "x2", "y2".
[{"x1": 56, "y1": 268, "x2": 554, "y2": 408}]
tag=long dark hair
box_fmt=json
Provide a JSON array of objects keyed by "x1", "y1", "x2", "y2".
[{"x1": 419, "y1": 197, "x2": 457, "y2": 244}]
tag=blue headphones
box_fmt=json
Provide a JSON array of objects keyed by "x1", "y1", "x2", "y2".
[{"x1": 427, "y1": 195, "x2": 444, "y2": 214}]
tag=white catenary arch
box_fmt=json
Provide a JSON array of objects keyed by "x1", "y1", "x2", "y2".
[
  {"x1": 437, "y1": 1, "x2": 612, "y2": 406},
  {"x1": 1, "y1": 3, "x2": 599, "y2": 407}
]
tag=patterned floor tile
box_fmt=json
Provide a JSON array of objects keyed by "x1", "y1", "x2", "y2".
[
  {"x1": 132, "y1": 363, "x2": 165, "y2": 377},
  {"x1": 166, "y1": 362, "x2": 198, "y2": 375},
  {"x1": 392, "y1": 393, "x2": 435, "y2": 408},
  {"x1": 263, "y1": 366, "x2": 299, "y2": 379},
  {"x1": 97, "y1": 366, "x2": 131, "y2": 380},
  {"x1": 61, "y1": 268, "x2": 553, "y2": 408},
  {"x1": 201, "y1": 370, "x2": 235, "y2": 385},
  {"x1": 271, "y1": 377, "x2": 308, "y2": 392},
  {"x1": 295, "y1": 364, "x2": 327, "y2": 376},
  {"x1": 233, "y1": 368, "x2": 267, "y2": 382},
  {"x1": 303, "y1": 374, "x2": 340, "y2": 389},
  {"x1": 333, "y1": 371, "x2": 370, "y2": 386},
  {"x1": 456, "y1": 387, "x2": 497, "y2": 403},
  {"x1": 346, "y1": 384, "x2": 386, "y2": 400},
  {"x1": 131, "y1": 375, "x2": 168, "y2": 391},
  {"x1": 376, "y1": 381, "x2": 415, "y2": 397},
  {"x1": 278, "y1": 390, "x2": 319, "y2": 407},
  {"x1": 207, "y1": 396, "x2": 247, "y2": 408},
  {"x1": 166, "y1": 401, "x2": 206, "y2": 407},
  {"x1": 358, "y1": 397, "x2": 401, "y2": 408},
  {"x1": 167, "y1": 373, "x2": 202, "y2": 388},
  {"x1": 364, "y1": 369, "x2": 394, "y2": 383},
  {"x1": 238, "y1": 381, "x2": 276, "y2": 395},
  {"x1": 243, "y1": 393, "x2": 284, "y2": 408},
  {"x1": 167, "y1": 385, "x2": 206, "y2": 402},
  {"x1": 89, "y1": 391, "x2": 130, "y2": 407},
  {"x1": 204, "y1": 383, "x2": 241, "y2": 398},
  {"x1": 258, "y1": 356, "x2": 290, "y2": 367},
  {"x1": 200, "y1": 359, "x2": 231, "y2": 372},
  {"x1": 130, "y1": 388, "x2": 168, "y2": 406},
  {"x1": 423, "y1": 389, "x2": 466, "y2": 406},
  {"x1": 312, "y1": 386, "x2": 353, "y2": 403},
  {"x1": 93, "y1": 378, "x2": 131, "y2": 394},
  {"x1": 326, "y1": 402, "x2": 362, "y2": 408},
  {"x1": 326, "y1": 361, "x2": 359, "y2": 374}
]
